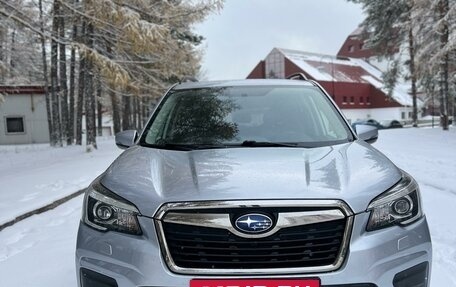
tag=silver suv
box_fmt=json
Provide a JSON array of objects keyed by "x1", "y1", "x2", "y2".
[{"x1": 76, "y1": 79, "x2": 431, "y2": 287}]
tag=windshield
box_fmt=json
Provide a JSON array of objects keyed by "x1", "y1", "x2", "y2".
[{"x1": 140, "y1": 85, "x2": 353, "y2": 148}]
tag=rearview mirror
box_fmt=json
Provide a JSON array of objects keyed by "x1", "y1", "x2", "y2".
[
  {"x1": 355, "y1": 124, "x2": 378, "y2": 144},
  {"x1": 115, "y1": 130, "x2": 138, "y2": 149}
]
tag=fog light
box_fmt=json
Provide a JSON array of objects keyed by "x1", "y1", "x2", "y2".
[
  {"x1": 393, "y1": 196, "x2": 412, "y2": 215},
  {"x1": 95, "y1": 204, "x2": 113, "y2": 220}
]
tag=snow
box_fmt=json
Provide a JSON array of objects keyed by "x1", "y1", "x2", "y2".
[
  {"x1": 278, "y1": 48, "x2": 356, "y2": 82},
  {"x1": 374, "y1": 128, "x2": 456, "y2": 285},
  {"x1": 286, "y1": 57, "x2": 335, "y2": 81},
  {"x1": 361, "y1": 74, "x2": 416, "y2": 106},
  {"x1": 351, "y1": 58, "x2": 384, "y2": 79},
  {"x1": 353, "y1": 57, "x2": 423, "y2": 107},
  {"x1": 279, "y1": 48, "x2": 359, "y2": 66},
  {"x1": 361, "y1": 75, "x2": 383, "y2": 89},
  {"x1": 0, "y1": 137, "x2": 122, "y2": 225},
  {"x1": 0, "y1": 196, "x2": 83, "y2": 286},
  {"x1": 0, "y1": 129, "x2": 456, "y2": 286}
]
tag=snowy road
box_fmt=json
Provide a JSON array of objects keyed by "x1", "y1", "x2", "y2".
[
  {"x1": 0, "y1": 138, "x2": 121, "y2": 225},
  {"x1": 0, "y1": 128, "x2": 455, "y2": 286}
]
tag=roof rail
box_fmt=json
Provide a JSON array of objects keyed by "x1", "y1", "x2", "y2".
[
  {"x1": 286, "y1": 73, "x2": 308, "y2": 81},
  {"x1": 180, "y1": 76, "x2": 198, "y2": 83}
]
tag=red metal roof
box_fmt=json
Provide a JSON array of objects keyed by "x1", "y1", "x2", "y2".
[{"x1": 277, "y1": 48, "x2": 416, "y2": 107}]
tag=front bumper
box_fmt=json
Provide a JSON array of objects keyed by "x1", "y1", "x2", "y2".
[{"x1": 75, "y1": 212, "x2": 432, "y2": 287}]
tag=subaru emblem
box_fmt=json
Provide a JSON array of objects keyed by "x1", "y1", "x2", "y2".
[{"x1": 234, "y1": 213, "x2": 273, "y2": 234}]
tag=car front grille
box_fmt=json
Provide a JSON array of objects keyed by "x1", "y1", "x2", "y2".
[
  {"x1": 155, "y1": 200, "x2": 353, "y2": 275},
  {"x1": 163, "y1": 219, "x2": 346, "y2": 269}
]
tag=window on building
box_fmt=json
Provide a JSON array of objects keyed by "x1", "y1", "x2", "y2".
[
  {"x1": 265, "y1": 50, "x2": 285, "y2": 79},
  {"x1": 5, "y1": 117, "x2": 25, "y2": 134},
  {"x1": 408, "y1": 112, "x2": 412, "y2": 118},
  {"x1": 401, "y1": 112, "x2": 406, "y2": 119},
  {"x1": 343, "y1": 96, "x2": 347, "y2": 104},
  {"x1": 366, "y1": 97, "x2": 370, "y2": 104},
  {"x1": 360, "y1": 96, "x2": 364, "y2": 104},
  {"x1": 350, "y1": 96, "x2": 355, "y2": 104},
  {"x1": 359, "y1": 43, "x2": 364, "y2": 50},
  {"x1": 348, "y1": 45, "x2": 354, "y2": 52}
]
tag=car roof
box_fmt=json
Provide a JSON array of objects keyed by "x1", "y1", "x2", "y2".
[{"x1": 172, "y1": 79, "x2": 316, "y2": 90}]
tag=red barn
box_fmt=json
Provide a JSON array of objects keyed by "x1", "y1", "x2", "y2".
[{"x1": 247, "y1": 47, "x2": 420, "y2": 123}]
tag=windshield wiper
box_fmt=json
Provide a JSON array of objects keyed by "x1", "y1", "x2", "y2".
[
  {"x1": 151, "y1": 142, "x2": 231, "y2": 151},
  {"x1": 150, "y1": 143, "x2": 195, "y2": 151},
  {"x1": 239, "y1": 140, "x2": 299, "y2": 147},
  {"x1": 148, "y1": 140, "x2": 300, "y2": 150}
]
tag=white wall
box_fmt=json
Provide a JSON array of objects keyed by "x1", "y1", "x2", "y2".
[
  {"x1": 0, "y1": 94, "x2": 50, "y2": 144},
  {"x1": 342, "y1": 107, "x2": 417, "y2": 123},
  {"x1": 341, "y1": 109, "x2": 369, "y2": 123}
]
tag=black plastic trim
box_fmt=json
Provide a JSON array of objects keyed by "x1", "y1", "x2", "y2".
[
  {"x1": 80, "y1": 268, "x2": 118, "y2": 287},
  {"x1": 393, "y1": 261, "x2": 429, "y2": 287}
]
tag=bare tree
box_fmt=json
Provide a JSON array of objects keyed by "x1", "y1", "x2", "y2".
[
  {"x1": 50, "y1": 0, "x2": 62, "y2": 146},
  {"x1": 76, "y1": 21, "x2": 86, "y2": 146},
  {"x1": 68, "y1": 21, "x2": 77, "y2": 144},
  {"x1": 96, "y1": 75, "x2": 102, "y2": 136},
  {"x1": 59, "y1": 4, "x2": 69, "y2": 143},
  {"x1": 38, "y1": 0, "x2": 53, "y2": 145},
  {"x1": 438, "y1": 0, "x2": 450, "y2": 130},
  {"x1": 84, "y1": 22, "x2": 96, "y2": 150},
  {"x1": 122, "y1": 95, "x2": 131, "y2": 130}
]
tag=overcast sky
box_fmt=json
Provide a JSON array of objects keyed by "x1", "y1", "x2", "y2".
[{"x1": 195, "y1": 0, "x2": 364, "y2": 80}]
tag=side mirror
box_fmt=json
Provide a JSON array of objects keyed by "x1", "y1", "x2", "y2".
[
  {"x1": 115, "y1": 130, "x2": 138, "y2": 149},
  {"x1": 355, "y1": 124, "x2": 378, "y2": 144}
]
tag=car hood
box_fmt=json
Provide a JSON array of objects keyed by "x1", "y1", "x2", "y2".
[{"x1": 100, "y1": 141, "x2": 401, "y2": 216}]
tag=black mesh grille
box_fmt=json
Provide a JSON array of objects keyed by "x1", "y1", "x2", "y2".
[{"x1": 162, "y1": 219, "x2": 346, "y2": 269}]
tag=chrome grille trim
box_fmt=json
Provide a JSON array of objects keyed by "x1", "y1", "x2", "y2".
[
  {"x1": 163, "y1": 209, "x2": 345, "y2": 239},
  {"x1": 154, "y1": 200, "x2": 354, "y2": 275}
]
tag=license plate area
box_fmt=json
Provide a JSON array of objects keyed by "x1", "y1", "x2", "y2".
[{"x1": 190, "y1": 279, "x2": 320, "y2": 287}]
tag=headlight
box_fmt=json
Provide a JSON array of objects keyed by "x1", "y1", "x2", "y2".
[
  {"x1": 366, "y1": 172, "x2": 423, "y2": 231},
  {"x1": 82, "y1": 181, "x2": 142, "y2": 235}
]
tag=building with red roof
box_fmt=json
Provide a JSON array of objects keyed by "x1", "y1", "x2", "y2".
[{"x1": 247, "y1": 47, "x2": 421, "y2": 123}]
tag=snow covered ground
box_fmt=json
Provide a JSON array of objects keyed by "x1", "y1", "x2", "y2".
[
  {"x1": 0, "y1": 138, "x2": 122, "y2": 225},
  {"x1": 374, "y1": 128, "x2": 456, "y2": 285},
  {"x1": 0, "y1": 128, "x2": 455, "y2": 286}
]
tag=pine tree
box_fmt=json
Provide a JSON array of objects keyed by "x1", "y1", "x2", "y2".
[
  {"x1": 412, "y1": 0, "x2": 456, "y2": 130},
  {"x1": 0, "y1": 0, "x2": 224, "y2": 148},
  {"x1": 349, "y1": 0, "x2": 420, "y2": 127}
]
